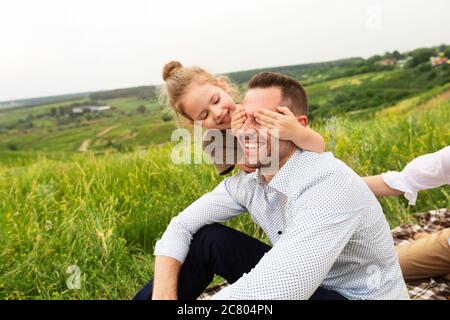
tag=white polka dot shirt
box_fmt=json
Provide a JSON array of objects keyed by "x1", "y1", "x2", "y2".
[{"x1": 154, "y1": 149, "x2": 409, "y2": 300}]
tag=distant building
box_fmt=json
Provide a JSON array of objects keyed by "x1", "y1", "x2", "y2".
[
  {"x1": 430, "y1": 56, "x2": 449, "y2": 67},
  {"x1": 375, "y1": 58, "x2": 396, "y2": 66},
  {"x1": 71, "y1": 105, "x2": 111, "y2": 114},
  {"x1": 87, "y1": 106, "x2": 111, "y2": 112}
]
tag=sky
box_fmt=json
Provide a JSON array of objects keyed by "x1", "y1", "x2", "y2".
[{"x1": 0, "y1": 0, "x2": 449, "y2": 102}]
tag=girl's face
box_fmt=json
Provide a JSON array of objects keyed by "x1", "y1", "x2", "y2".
[{"x1": 181, "y1": 81, "x2": 236, "y2": 130}]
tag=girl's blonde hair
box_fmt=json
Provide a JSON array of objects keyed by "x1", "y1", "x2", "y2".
[{"x1": 159, "y1": 61, "x2": 241, "y2": 119}]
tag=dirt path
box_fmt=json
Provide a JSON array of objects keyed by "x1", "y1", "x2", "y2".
[
  {"x1": 79, "y1": 139, "x2": 91, "y2": 152},
  {"x1": 417, "y1": 88, "x2": 450, "y2": 112},
  {"x1": 78, "y1": 125, "x2": 118, "y2": 152},
  {"x1": 96, "y1": 125, "x2": 119, "y2": 138}
]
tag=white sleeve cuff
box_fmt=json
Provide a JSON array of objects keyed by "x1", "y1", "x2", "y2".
[
  {"x1": 153, "y1": 238, "x2": 190, "y2": 264},
  {"x1": 381, "y1": 171, "x2": 418, "y2": 205}
]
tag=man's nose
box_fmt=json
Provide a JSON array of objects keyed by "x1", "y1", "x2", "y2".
[{"x1": 241, "y1": 113, "x2": 256, "y2": 131}]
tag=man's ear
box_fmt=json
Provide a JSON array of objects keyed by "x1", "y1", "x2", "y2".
[{"x1": 297, "y1": 115, "x2": 308, "y2": 127}]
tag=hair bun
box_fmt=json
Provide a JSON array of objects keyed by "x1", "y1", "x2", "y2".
[{"x1": 163, "y1": 61, "x2": 183, "y2": 81}]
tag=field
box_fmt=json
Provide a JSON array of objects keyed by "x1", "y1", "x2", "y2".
[
  {"x1": 0, "y1": 98, "x2": 176, "y2": 155},
  {"x1": 0, "y1": 46, "x2": 449, "y2": 299}
]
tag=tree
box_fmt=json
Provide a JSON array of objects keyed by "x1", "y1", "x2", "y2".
[
  {"x1": 443, "y1": 46, "x2": 450, "y2": 58},
  {"x1": 409, "y1": 48, "x2": 434, "y2": 67},
  {"x1": 392, "y1": 50, "x2": 404, "y2": 60}
]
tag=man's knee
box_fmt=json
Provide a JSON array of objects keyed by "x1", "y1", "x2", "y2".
[
  {"x1": 134, "y1": 279, "x2": 153, "y2": 300},
  {"x1": 191, "y1": 223, "x2": 237, "y2": 251},
  {"x1": 191, "y1": 223, "x2": 232, "y2": 250}
]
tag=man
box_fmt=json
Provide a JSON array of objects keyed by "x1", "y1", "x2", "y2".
[{"x1": 135, "y1": 72, "x2": 409, "y2": 300}]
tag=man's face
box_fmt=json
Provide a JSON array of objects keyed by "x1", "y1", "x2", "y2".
[{"x1": 238, "y1": 87, "x2": 294, "y2": 169}]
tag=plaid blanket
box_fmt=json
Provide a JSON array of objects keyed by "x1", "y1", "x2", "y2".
[
  {"x1": 199, "y1": 208, "x2": 450, "y2": 300},
  {"x1": 391, "y1": 208, "x2": 450, "y2": 300}
]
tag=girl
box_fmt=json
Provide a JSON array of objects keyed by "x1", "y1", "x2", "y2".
[{"x1": 161, "y1": 61, "x2": 325, "y2": 174}]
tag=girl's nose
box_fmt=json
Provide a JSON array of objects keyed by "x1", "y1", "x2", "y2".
[
  {"x1": 227, "y1": 103, "x2": 237, "y2": 112},
  {"x1": 211, "y1": 105, "x2": 223, "y2": 121}
]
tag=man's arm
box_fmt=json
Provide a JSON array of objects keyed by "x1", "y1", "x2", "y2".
[
  {"x1": 152, "y1": 256, "x2": 181, "y2": 300},
  {"x1": 153, "y1": 175, "x2": 247, "y2": 299},
  {"x1": 212, "y1": 206, "x2": 362, "y2": 300}
]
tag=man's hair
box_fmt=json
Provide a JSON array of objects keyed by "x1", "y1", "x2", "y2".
[{"x1": 248, "y1": 72, "x2": 308, "y2": 116}]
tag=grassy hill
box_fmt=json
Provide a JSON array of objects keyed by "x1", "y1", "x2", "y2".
[
  {"x1": 0, "y1": 98, "x2": 176, "y2": 155},
  {"x1": 227, "y1": 57, "x2": 365, "y2": 84},
  {"x1": 0, "y1": 92, "x2": 90, "y2": 110},
  {"x1": 307, "y1": 66, "x2": 450, "y2": 118}
]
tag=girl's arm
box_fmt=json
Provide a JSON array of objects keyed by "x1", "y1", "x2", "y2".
[
  {"x1": 290, "y1": 123, "x2": 326, "y2": 154},
  {"x1": 232, "y1": 105, "x2": 325, "y2": 153},
  {"x1": 364, "y1": 146, "x2": 450, "y2": 203},
  {"x1": 362, "y1": 175, "x2": 403, "y2": 197}
]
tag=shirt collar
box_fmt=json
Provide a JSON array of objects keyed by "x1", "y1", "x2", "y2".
[{"x1": 253, "y1": 148, "x2": 305, "y2": 196}]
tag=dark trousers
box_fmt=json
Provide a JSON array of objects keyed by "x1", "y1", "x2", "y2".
[{"x1": 134, "y1": 223, "x2": 347, "y2": 300}]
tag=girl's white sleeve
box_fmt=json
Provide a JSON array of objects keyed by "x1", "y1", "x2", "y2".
[{"x1": 381, "y1": 146, "x2": 450, "y2": 205}]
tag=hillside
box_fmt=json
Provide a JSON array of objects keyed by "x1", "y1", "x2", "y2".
[{"x1": 0, "y1": 92, "x2": 90, "y2": 110}]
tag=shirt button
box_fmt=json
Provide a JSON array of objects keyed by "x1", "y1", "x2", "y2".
[{"x1": 278, "y1": 231, "x2": 282, "y2": 235}]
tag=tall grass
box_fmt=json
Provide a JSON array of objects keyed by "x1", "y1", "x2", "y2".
[{"x1": 0, "y1": 99, "x2": 448, "y2": 299}]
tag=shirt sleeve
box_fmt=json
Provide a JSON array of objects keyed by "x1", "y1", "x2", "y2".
[
  {"x1": 211, "y1": 206, "x2": 362, "y2": 300},
  {"x1": 153, "y1": 175, "x2": 246, "y2": 264},
  {"x1": 382, "y1": 146, "x2": 450, "y2": 205}
]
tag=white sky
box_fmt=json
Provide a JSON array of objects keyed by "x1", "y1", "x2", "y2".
[{"x1": 0, "y1": 0, "x2": 449, "y2": 101}]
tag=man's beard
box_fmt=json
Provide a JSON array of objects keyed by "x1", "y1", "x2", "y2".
[{"x1": 242, "y1": 139, "x2": 293, "y2": 172}]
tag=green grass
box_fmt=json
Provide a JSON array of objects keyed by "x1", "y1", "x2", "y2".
[
  {"x1": 0, "y1": 92, "x2": 448, "y2": 299},
  {"x1": 322, "y1": 100, "x2": 449, "y2": 227}
]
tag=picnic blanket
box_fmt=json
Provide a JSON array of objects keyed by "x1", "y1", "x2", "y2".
[
  {"x1": 199, "y1": 208, "x2": 450, "y2": 300},
  {"x1": 391, "y1": 208, "x2": 450, "y2": 300}
]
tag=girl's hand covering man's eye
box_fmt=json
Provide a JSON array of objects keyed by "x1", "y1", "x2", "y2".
[
  {"x1": 254, "y1": 106, "x2": 303, "y2": 141},
  {"x1": 231, "y1": 104, "x2": 246, "y2": 136}
]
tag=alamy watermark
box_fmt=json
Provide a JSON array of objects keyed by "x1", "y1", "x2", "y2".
[
  {"x1": 66, "y1": 265, "x2": 81, "y2": 290},
  {"x1": 366, "y1": 264, "x2": 382, "y2": 290},
  {"x1": 366, "y1": 4, "x2": 383, "y2": 30}
]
